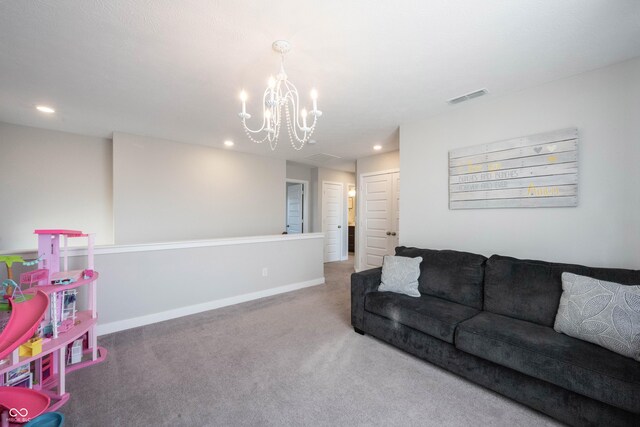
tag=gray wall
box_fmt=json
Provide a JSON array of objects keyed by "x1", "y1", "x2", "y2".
[
  {"x1": 400, "y1": 57, "x2": 640, "y2": 268},
  {"x1": 356, "y1": 150, "x2": 400, "y2": 179},
  {"x1": 286, "y1": 161, "x2": 313, "y2": 182},
  {"x1": 113, "y1": 132, "x2": 286, "y2": 244},
  {"x1": 0, "y1": 122, "x2": 114, "y2": 249},
  {"x1": 94, "y1": 236, "x2": 324, "y2": 332}
]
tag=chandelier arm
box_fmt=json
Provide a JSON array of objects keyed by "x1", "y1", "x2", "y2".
[
  {"x1": 284, "y1": 103, "x2": 301, "y2": 150},
  {"x1": 292, "y1": 123, "x2": 317, "y2": 151},
  {"x1": 283, "y1": 90, "x2": 311, "y2": 144},
  {"x1": 283, "y1": 80, "x2": 305, "y2": 131},
  {"x1": 284, "y1": 102, "x2": 309, "y2": 149},
  {"x1": 273, "y1": 101, "x2": 281, "y2": 130},
  {"x1": 269, "y1": 112, "x2": 282, "y2": 150},
  {"x1": 284, "y1": 102, "x2": 303, "y2": 144},
  {"x1": 244, "y1": 128, "x2": 270, "y2": 144},
  {"x1": 240, "y1": 87, "x2": 273, "y2": 134},
  {"x1": 262, "y1": 87, "x2": 271, "y2": 130},
  {"x1": 242, "y1": 123, "x2": 268, "y2": 134},
  {"x1": 308, "y1": 114, "x2": 318, "y2": 131},
  {"x1": 242, "y1": 120, "x2": 267, "y2": 134}
]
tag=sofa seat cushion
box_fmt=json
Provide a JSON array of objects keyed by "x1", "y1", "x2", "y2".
[
  {"x1": 456, "y1": 311, "x2": 640, "y2": 413},
  {"x1": 365, "y1": 292, "x2": 480, "y2": 343}
]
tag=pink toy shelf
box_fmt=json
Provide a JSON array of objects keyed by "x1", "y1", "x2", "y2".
[{"x1": 0, "y1": 230, "x2": 107, "y2": 425}]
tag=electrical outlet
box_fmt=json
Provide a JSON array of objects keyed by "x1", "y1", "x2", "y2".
[{"x1": 262, "y1": 267, "x2": 268, "y2": 277}]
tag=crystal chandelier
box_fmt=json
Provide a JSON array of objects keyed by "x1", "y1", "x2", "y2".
[{"x1": 238, "y1": 40, "x2": 322, "y2": 151}]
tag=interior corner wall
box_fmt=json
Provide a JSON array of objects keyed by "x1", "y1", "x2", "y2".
[
  {"x1": 400, "y1": 57, "x2": 640, "y2": 269},
  {"x1": 0, "y1": 122, "x2": 114, "y2": 250},
  {"x1": 112, "y1": 132, "x2": 286, "y2": 244}
]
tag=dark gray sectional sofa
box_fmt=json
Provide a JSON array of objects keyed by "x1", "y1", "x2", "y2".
[{"x1": 351, "y1": 247, "x2": 640, "y2": 426}]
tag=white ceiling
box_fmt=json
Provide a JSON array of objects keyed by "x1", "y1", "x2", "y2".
[{"x1": 1, "y1": 1, "x2": 639, "y2": 172}]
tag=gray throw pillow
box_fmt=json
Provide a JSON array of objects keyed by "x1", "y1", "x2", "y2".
[
  {"x1": 554, "y1": 272, "x2": 640, "y2": 361},
  {"x1": 378, "y1": 255, "x2": 423, "y2": 297}
]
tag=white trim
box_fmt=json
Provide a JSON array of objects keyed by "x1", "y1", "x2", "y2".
[
  {"x1": 1, "y1": 233, "x2": 325, "y2": 258},
  {"x1": 286, "y1": 178, "x2": 310, "y2": 234},
  {"x1": 96, "y1": 276, "x2": 325, "y2": 336}
]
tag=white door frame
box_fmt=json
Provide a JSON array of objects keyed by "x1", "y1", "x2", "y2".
[
  {"x1": 322, "y1": 180, "x2": 345, "y2": 262},
  {"x1": 356, "y1": 169, "x2": 400, "y2": 272},
  {"x1": 286, "y1": 179, "x2": 309, "y2": 234},
  {"x1": 346, "y1": 182, "x2": 356, "y2": 259}
]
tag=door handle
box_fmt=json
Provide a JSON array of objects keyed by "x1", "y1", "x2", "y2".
[
  {"x1": 391, "y1": 232, "x2": 397, "y2": 236},
  {"x1": 338, "y1": 225, "x2": 342, "y2": 228},
  {"x1": 386, "y1": 232, "x2": 391, "y2": 236}
]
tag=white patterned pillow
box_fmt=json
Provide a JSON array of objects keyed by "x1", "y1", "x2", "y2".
[
  {"x1": 554, "y1": 272, "x2": 640, "y2": 361},
  {"x1": 378, "y1": 255, "x2": 423, "y2": 297}
]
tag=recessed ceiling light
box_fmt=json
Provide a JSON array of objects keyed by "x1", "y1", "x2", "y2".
[
  {"x1": 373, "y1": 145, "x2": 382, "y2": 151},
  {"x1": 224, "y1": 140, "x2": 234, "y2": 147},
  {"x1": 36, "y1": 105, "x2": 55, "y2": 114}
]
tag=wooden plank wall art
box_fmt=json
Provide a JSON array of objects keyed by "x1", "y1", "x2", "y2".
[{"x1": 449, "y1": 128, "x2": 578, "y2": 209}]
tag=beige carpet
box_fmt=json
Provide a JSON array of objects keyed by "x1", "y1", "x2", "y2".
[{"x1": 60, "y1": 256, "x2": 560, "y2": 426}]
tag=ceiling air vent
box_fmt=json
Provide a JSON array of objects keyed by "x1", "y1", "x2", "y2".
[
  {"x1": 304, "y1": 153, "x2": 341, "y2": 163},
  {"x1": 447, "y1": 88, "x2": 488, "y2": 105}
]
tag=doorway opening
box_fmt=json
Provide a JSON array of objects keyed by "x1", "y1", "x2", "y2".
[
  {"x1": 348, "y1": 184, "x2": 356, "y2": 254},
  {"x1": 286, "y1": 179, "x2": 308, "y2": 234}
]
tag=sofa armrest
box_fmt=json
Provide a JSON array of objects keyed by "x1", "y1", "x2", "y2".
[{"x1": 351, "y1": 267, "x2": 382, "y2": 331}]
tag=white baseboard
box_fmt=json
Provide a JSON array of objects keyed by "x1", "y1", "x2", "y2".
[{"x1": 96, "y1": 277, "x2": 325, "y2": 336}]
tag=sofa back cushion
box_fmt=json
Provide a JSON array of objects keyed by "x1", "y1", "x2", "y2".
[
  {"x1": 484, "y1": 255, "x2": 640, "y2": 327},
  {"x1": 395, "y1": 247, "x2": 486, "y2": 309}
]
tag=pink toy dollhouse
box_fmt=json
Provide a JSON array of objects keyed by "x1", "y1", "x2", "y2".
[{"x1": 0, "y1": 230, "x2": 107, "y2": 425}]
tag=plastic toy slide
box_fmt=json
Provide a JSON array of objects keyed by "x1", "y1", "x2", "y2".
[
  {"x1": 0, "y1": 387, "x2": 50, "y2": 425},
  {"x1": 0, "y1": 291, "x2": 48, "y2": 360}
]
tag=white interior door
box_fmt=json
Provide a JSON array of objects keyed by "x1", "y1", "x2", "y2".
[
  {"x1": 391, "y1": 172, "x2": 400, "y2": 249},
  {"x1": 323, "y1": 181, "x2": 343, "y2": 262},
  {"x1": 286, "y1": 183, "x2": 303, "y2": 234},
  {"x1": 360, "y1": 172, "x2": 400, "y2": 270}
]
